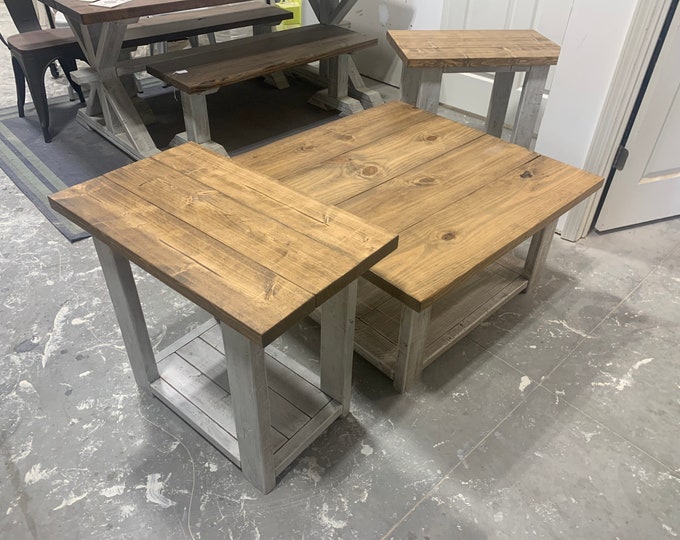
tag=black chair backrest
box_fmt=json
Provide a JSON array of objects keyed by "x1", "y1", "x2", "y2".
[{"x1": 4, "y1": 0, "x2": 43, "y2": 34}]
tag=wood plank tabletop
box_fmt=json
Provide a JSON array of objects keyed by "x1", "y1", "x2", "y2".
[
  {"x1": 49, "y1": 143, "x2": 398, "y2": 346},
  {"x1": 386, "y1": 29, "x2": 560, "y2": 68},
  {"x1": 40, "y1": 0, "x2": 252, "y2": 25},
  {"x1": 234, "y1": 101, "x2": 603, "y2": 312}
]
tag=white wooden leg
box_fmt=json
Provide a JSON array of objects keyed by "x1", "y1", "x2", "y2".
[
  {"x1": 320, "y1": 280, "x2": 358, "y2": 415},
  {"x1": 522, "y1": 220, "x2": 557, "y2": 296},
  {"x1": 511, "y1": 64, "x2": 550, "y2": 148},
  {"x1": 486, "y1": 71, "x2": 515, "y2": 138},
  {"x1": 348, "y1": 57, "x2": 383, "y2": 108},
  {"x1": 309, "y1": 54, "x2": 364, "y2": 115},
  {"x1": 394, "y1": 305, "x2": 432, "y2": 393},
  {"x1": 400, "y1": 67, "x2": 442, "y2": 114},
  {"x1": 181, "y1": 92, "x2": 211, "y2": 144},
  {"x1": 93, "y1": 239, "x2": 159, "y2": 392},
  {"x1": 220, "y1": 322, "x2": 275, "y2": 494}
]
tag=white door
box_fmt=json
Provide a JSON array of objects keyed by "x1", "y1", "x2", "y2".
[
  {"x1": 439, "y1": 0, "x2": 574, "y2": 128},
  {"x1": 595, "y1": 4, "x2": 680, "y2": 232}
]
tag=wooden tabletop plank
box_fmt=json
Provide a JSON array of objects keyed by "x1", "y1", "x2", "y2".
[
  {"x1": 149, "y1": 145, "x2": 397, "y2": 266},
  {"x1": 146, "y1": 24, "x2": 377, "y2": 94},
  {"x1": 41, "y1": 0, "x2": 253, "y2": 25},
  {"x1": 281, "y1": 115, "x2": 484, "y2": 206},
  {"x1": 233, "y1": 102, "x2": 431, "y2": 180},
  {"x1": 49, "y1": 144, "x2": 397, "y2": 345},
  {"x1": 368, "y1": 156, "x2": 603, "y2": 310},
  {"x1": 387, "y1": 29, "x2": 560, "y2": 68},
  {"x1": 340, "y1": 135, "x2": 538, "y2": 233},
  {"x1": 49, "y1": 179, "x2": 315, "y2": 345}
]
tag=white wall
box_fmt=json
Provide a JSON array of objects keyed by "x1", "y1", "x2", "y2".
[
  {"x1": 309, "y1": 0, "x2": 444, "y2": 86},
  {"x1": 534, "y1": 0, "x2": 638, "y2": 168}
]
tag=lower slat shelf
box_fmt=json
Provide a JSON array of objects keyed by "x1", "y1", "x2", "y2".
[{"x1": 149, "y1": 321, "x2": 341, "y2": 474}]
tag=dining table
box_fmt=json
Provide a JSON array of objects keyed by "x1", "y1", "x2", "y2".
[{"x1": 37, "y1": 0, "x2": 370, "y2": 158}]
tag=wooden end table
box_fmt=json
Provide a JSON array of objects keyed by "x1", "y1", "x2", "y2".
[
  {"x1": 387, "y1": 29, "x2": 561, "y2": 148},
  {"x1": 49, "y1": 143, "x2": 397, "y2": 492}
]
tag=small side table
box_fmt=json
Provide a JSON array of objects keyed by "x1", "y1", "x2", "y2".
[
  {"x1": 49, "y1": 143, "x2": 397, "y2": 493},
  {"x1": 387, "y1": 29, "x2": 560, "y2": 148}
]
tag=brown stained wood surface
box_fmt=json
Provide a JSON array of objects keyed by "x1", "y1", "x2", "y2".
[
  {"x1": 122, "y1": 2, "x2": 292, "y2": 48},
  {"x1": 236, "y1": 101, "x2": 603, "y2": 312},
  {"x1": 146, "y1": 24, "x2": 377, "y2": 94},
  {"x1": 48, "y1": 143, "x2": 398, "y2": 346},
  {"x1": 386, "y1": 29, "x2": 560, "y2": 68},
  {"x1": 40, "y1": 0, "x2": 252, "y2": 25}
]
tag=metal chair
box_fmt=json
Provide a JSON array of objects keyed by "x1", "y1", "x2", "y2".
[{"x1": 0, "y1": 0, "x2": 86, "y2": 142}]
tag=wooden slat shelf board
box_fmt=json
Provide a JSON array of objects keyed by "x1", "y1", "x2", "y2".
[
  {"x1": 352, "y1": 255, "x2": 527, "y2": 377},
  {"x1": 149, "y1": 321, "x2": 341, "y2": 472}
]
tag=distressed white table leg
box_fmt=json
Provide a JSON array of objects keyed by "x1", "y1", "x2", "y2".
[
  {"x1": 93, "y1": 239, "x2": 159, "y2": 392},
  {"x1": 320, "y1": 280, "x2": 358, "y2": 415},
  {"x1": 309, "y1": 54, "x2": 363, "y2": 115},
  {"x1": 485, "y1": 71, "x2": 515, "y2": 138},
  {"x1": 522, "y1": 219, "x2": 558, "y2": 296},
  {"x1": 172, "y1": 90, "x2": 228, "y2": 155},
  {"x1": 394, "y1": 305, "x2": 432, "y2": 393},
  {"x1": 220, "y1": 322, "x2": 275, "y2": 494},
  {"x1": 511, "y1": 64, "x2": 550, "y2": 148},
  {"x1": 400, "y1": 67, "x2": 442, "y2": 114},
  {"x1": 347, "y1": 58, "x2": 383, "y2": 108}
]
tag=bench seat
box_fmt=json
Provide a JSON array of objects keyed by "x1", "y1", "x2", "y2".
[{"x1": 145, "y1": 23, "x2": 377, "y2": 154}]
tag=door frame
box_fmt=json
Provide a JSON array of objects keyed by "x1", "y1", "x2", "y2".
[{"x1": 561, "y1": 0, "x2": 675, "y2": 241}]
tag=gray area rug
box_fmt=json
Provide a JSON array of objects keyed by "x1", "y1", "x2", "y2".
[{"x1": 0, "y1": 77, "x2": 338, "y2": 241}]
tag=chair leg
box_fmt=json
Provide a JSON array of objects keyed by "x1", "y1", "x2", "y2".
[
  {"x1": 58, "y1": 58, "x2": 85, "y2": 104},
  {"x1": 11, "y1": 57, "x2": 26, "y2": 118},
  {"x1": 21, "y1": 61, "x2": 52, "y2": 142}
]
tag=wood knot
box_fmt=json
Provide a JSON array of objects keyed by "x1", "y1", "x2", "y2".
[
  {"x1": 300, "y1": 143, "x2": 316, "y2": 151},
  {"x1": 340, "y1": 134, "x2": 354, "y2": 141},
  {"x1": 520, "y1": 170, "x2": 533, "y2": 178},
  {"x1": 414, "y1": 176, "x2": 437, "y2": 186},
  {"x1": 425, "y1": 134, "x2": 439, "y2": 142},
  {"x1": 362, "y1": 165, "x2": 379, "y2": 176},
  {"x1": 441, "y1": 232, "x2": 456, "y2": 241}
]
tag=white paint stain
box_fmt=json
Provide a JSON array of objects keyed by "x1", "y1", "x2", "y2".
[
  {"x1": 205, "y1": 462, "x2": 218, "y2": 472},
  {"x1": 76, "y1": 399, "x2": 95, "y2": 410},
  {"x1": 145, "y1": 473, "x2": 175, "y2": 508},
  {"x1": 361, "y1": 444, "x2": 374, "y2": 456},
  {"x1": 320, "y1": 503, "x2": 347, "y2": 530},
  {"x1": 452, "y1": 493, "x2": 472, "y2": 507},
  {"x1": 548, "y1": 319, "x2": 590, "y2": 338},
  {"x1": 53, "y1": 491, "x2": 88, "y2": 511},
  {"x1": 42, "y1": 304, "x2": 71, "y2": 368},
  {"x1": 494, "y1": 511, "x2": 504, "y2": 522},
  {"x1": 18, "y1": 380, "x2": 36, "y2": 393},
  {"x1": 580, "y1": 430, "x2": 597, "y2": 443},
  {"x1": 663, "y1": 524, "x2": 678, "y2": 537},
  {"x1": 78, "y1": 371, "x2": 92, "y2": 378},
  {"x1": 24, "y1": 464, "x2": 57, "y2": 485},
  {"x1": 71, "y1": 313, "x2": 95, "y2": 325},
  {"x1": 10, "y1": 437, "x2": 33, "y2": 463},
  {"x1": 100, "y1": 485, "x2": 125, "y2": 498},
  {"x1": 519, "y1": 376, "x2": 532, "y2": 392},
  {"x1": 120, "y1": 504, "x2": 135, "y2": 518},
  {"x1": 592, "y1": 358, "x2": 654, "y2": 392}
]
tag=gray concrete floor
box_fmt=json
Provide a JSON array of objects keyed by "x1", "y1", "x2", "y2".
[{"x1": 2, "y1": 5, "x2": 680, "y2": 539}]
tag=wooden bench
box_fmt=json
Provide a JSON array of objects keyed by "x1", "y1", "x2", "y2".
[
  {"x1": 234, "y1": 101, "x2": 604, "y2": 392},
  {"x1": 145, "y1": 24, "x2": 378, "y2": 154},
  {"x1": 48, "y1": 143, "x2": 397, "y2": 493},
  {"x1": 122, "y1": 1, "x2": 293, "y2": 48},
  {"x1": 387, "y1": 29, "x2": 561, "y2": 148}
]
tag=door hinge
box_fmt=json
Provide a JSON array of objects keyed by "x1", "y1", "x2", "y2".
[{"x1": 613, "y1": 145, "x2": 629, "y2": 171}]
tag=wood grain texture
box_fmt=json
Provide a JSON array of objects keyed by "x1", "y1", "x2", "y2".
[
  {"x1": 41, "y1": 0, "x2": 253, "y2": 25},
  {"x1": 49, "y1": 143, "x2": 397, "y2": 346},
  {"x1": 387, "y1": 29, "x2": 560, "y2": 69},
  {"x1": 122, "y1": 2, "x2": 292, "y2": 48},
  {"x1": 237, "y1": 101, "x2": 604, "y2": 312},
  {"x1": 146, "y1": 24, "x2": 377, "y2": 94}
]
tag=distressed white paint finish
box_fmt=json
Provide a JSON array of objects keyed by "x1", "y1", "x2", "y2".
[
  {"x1": 339, "y1": 0, "x2": 446, "y2": 87},
  {"x1": 440, "y1": 0, "x2": 573, "y2": 128}
]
